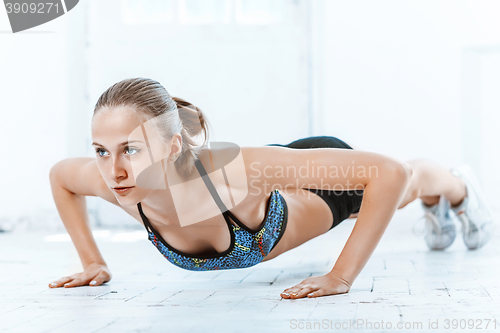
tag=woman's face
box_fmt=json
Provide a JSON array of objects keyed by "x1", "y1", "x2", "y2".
[{"x1": 91, "y1": 106, "x2": 175, "y2": 207}]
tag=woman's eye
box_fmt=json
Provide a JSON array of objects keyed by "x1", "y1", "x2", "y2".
[
  {"x1": 95, "y1": 148, "x2": 108, "y2": 157},
  {"x1": 125, "y1": 147, "x2": 140, "y2": 155}
]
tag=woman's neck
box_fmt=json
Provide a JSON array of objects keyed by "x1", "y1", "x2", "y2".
[
  {"x1": 139, "y1": 160, "x2": 188, "y2": 226},
  {"x1": 139, "y1": 150, "x2": 227, "y2": 228}
]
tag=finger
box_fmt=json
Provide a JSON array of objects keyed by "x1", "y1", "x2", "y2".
[
  {"x1": 88, "y1": 270, "x2": 111, "y2": 286},
  {"x1": 292, "y1": 285, "x2": 318, "y2": 299},
  {"x1": 281, "y1": 287, "x2": 300, "y2": 298},
  {"x1": 283, "y1": 283, "x2": 306, "y2": 297},
  {"x1": 49, "y1": 276, "x2": 73, "y2": 288},
  {"x1": 288, "y1": 285, "x2": 308, "y2": 298},
  {"x1": 293, "y1": 278, "x2": 311, "y2": 288},
  {"x1": 281, "y1": 284, "x2": 312, "y2": 299},
  {"x1": 63, "y1": 278, "x2": 84, "y2": 288},
  {"x1": 281, "y1": 284, "x2": 304, "y2": 298},
  {"x1": 282, "y1": 284, "x2": 300, "y2": 293},
  {"x1": 307, "y1": 289, "x2": 325, "y2": 298}
]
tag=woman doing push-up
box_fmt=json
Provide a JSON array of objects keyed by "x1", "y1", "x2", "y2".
[{"x1": 48, "y1": 78, "x2": 495, "y2": 299}]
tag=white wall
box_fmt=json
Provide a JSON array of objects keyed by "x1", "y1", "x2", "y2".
[
  {"x1": 312, "y1": 0, "x2": 500, "y2": 215},
  {"x1": 315, "y1": 0, "x2": 500, "y2": 165},
  {"x1": 462, "y1": 47, "x2": 500, "y2": 213},
  {"x1": 0, "y1": 7, "x2": 82, "y2": 230}
]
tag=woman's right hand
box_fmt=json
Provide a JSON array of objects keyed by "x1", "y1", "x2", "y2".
[{"x1": 48, "y1": 262, "x2": 112, "y2": 288}]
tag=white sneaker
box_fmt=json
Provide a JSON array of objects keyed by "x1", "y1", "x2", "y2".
[
  {"x1": 449, "y1": 164, "x2": 496, "y2": 250},
  {"x1": 421, "y1": 195, "x2": 456, "y2": 250}
]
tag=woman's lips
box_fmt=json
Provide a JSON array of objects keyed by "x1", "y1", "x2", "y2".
[{"x1": 113, "y1": 186, "x2": 134, "y2": 194}]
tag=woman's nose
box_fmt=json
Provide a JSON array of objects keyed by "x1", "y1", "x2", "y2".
[{"x1": 111, "y1": 158, "x2": 127, "y2": 179}]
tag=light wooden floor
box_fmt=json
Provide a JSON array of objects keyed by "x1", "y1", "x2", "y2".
[{"x1": 1, "y1": 202, "x2": 499, "y2": 333}]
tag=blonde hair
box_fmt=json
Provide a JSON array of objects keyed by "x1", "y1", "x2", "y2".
[{"x1": 93, "y1": 77, "x2": 211, "y2": 179}]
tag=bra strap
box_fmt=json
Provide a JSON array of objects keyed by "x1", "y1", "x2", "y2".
[
  {"x1": 137, "y1": 202, "x2": 153, "y2": 234},
  {"x1": 194, "y1": 158, "x2": 230, "y2": 215}
]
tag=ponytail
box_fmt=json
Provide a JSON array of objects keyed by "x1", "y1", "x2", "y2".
[{"x1": 172, "y1": 97, "x2": 211, "y2": 178}]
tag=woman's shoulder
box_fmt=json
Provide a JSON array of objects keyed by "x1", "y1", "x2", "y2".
[
  {"x1": 239, "y1": 145, "x2": 293, "y2": 174},
  {"x1": 239, "y1": 145, "x2": 283, "y2": 164}
]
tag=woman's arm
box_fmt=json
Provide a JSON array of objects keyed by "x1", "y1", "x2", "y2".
[
  {"x1": 242, "y1": 146, "x2": 412, "y2": 298},
  {"x1": 333, "y1": 162, "x2": 412, "y2": 280},
  {"x1": 284, "y1": 161, "x2": 412, "y2": 298},
  {"x1": 48, "y1": 158, "x2": 114, "y2": 288}
]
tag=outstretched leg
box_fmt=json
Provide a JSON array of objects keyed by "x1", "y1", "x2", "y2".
[
  {"x1": 347, "y1": 158, "x2": 467, "y2": 219},
  {"x1": 396, "y1": 159, "x2": 495, "y2": 250},
  {"x1": 397, "y1": 158, "x2": 467, "y2": 209}
]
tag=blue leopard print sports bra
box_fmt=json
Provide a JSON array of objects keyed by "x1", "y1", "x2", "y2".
[{"x1": 137, "y1": 158, "x2": 288, "y2": 271}]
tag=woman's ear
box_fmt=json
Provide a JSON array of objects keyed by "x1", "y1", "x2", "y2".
[{"x1": 169, "y1": 133, "x2": 182, "y2": 162}]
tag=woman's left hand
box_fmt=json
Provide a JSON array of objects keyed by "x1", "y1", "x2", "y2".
[{"x1": 280, "y1": 272, "x2": 351, "y2": 299}]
